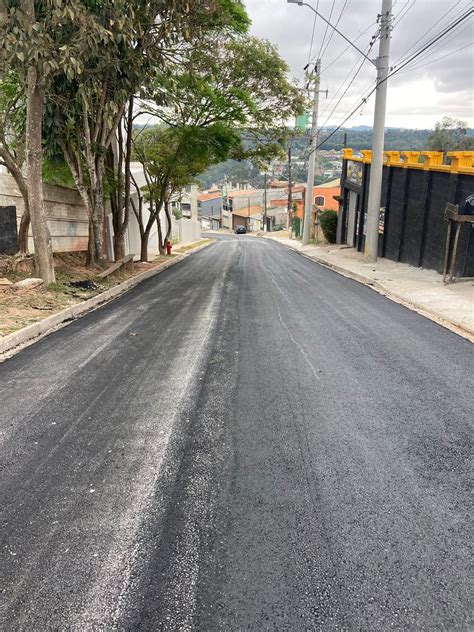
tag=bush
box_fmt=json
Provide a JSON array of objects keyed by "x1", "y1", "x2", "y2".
[
  {"x1": 291, "y1": 217, "x2": 301, "y2": 237},
  {"x1": 319, "y1": 209, "x2": 338, "y2": 243}
]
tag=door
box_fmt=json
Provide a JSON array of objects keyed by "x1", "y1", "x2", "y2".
[{"x1": 346, "y1": 191, "x2": 357, "y2": 247}]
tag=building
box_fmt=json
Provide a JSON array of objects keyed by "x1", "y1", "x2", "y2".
[
  {"x1": 198, "y1": 190, "x2": 222, "y2": 230},
  {"x1": 338, "y1": 149, "x2": 474, "y2": 277},
  {"x1": 232, "y1": 205, "x2": 263, "y2": 232},
  {"x1": 293, "y1": 179, "x2": 342, "y2": 219}
]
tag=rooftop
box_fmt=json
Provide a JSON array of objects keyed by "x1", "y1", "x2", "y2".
[
  {"x1": 232, "y1": 205, "x2": 263, "y2": 218},
  {"x1": 198, "y1": 190, "x2": 221, "y2": 202}
]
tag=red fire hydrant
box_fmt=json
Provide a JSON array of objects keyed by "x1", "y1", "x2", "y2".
[{"x1": 166, "y1": 240, "x2": 172, "y2": 255}]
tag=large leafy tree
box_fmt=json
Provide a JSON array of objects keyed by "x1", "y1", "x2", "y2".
[
  {"x1": 45, "y1": 0, "x2": 249, "y2": 264},
  {"x1": 427, "y1": 117, "x2": 474, "y2": 153},
  {"x1": 132, "y1": 123, "x2": 240, "y2": 261},
  {"x1": 0, "y1": 71, "x2": 31, "y2": 253},
  {"x1": 145, "y1": 35, "x2": 305, "y2": 166},
  {"x1": 0, "y1": 0, "x2": 111, "y2": 280},
  {"x1": 130, "y1": 33, "x2": 304, "y2": 260}
]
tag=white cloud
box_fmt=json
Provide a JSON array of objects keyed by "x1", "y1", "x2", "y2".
[{"x1": 244, "y1": 0, "x2": 474, "y2": 129}]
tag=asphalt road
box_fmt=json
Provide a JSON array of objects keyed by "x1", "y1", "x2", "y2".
[{"x1": 1, "y1": 235, "x2": 472, "y2": 631}]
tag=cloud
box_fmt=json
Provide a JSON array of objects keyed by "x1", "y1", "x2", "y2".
[{"x1": 244, "y1": 0, "x2": 474, "y2": 129}]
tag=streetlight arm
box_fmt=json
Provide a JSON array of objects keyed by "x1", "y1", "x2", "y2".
[{"x1": 287, "y1": 0, "x2": 377, "y2": 66}]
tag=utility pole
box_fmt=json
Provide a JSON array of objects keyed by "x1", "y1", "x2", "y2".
[
  {"x1": 302, "y1": 60, "x2": 321, "y2": 247},
  {"x1": 263, "y1": 172, "x2": 268, "y2": 232},
  {"x1": 287, "y1": 146, "x2": 293, "y2": 232},
  {"x1": 365, "y1": 0, "x2": 392, "y2": 262}
]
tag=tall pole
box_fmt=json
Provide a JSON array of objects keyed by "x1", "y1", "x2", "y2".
[
  {"x1": 365, "y1": 0, "x2": 392, "y2": 262},
  {"x1": 302, "y1": 60, "x2": 320, "y2": 247},
  {"x1": 263, "y1": 172, "x2": 268, "y2": 232},
  {"x1": 287, "y1": 146, "x2": 293, "y2": 232}
]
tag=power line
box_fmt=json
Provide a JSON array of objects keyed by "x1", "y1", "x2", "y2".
[
  {"x1": 319, "y1": 0, "x2": 351, "y2": 61},
  {"x1": 319, "y1": 57, "x2": 368, "y2": 128},
  {"x1": 307, "y1": 0, "x2": 320, "y2": 66},
  {"x1": 395, "y1": 40, "x2": 473, "y2": 75},
  {"x1": 392, "y1": 0, "x2": 416, "y2": 29},
  {"x1": 316, "y1": 0, "x2": 336, "y2": 61},
  {"x1": 390, "y1": 7, "x2": 473, "y2": 73},
  {"x1": 320, "y1": 20, "x2": 379, "y2": 72},
  {"x1": 392, "y1": 0, "x2": 470, "y2": 68},
  {"x1": 394, "y1": 18, "x2": 473, "y2": 72},
  {"x1": 294, "y1": 6, "x2": 473, "y2": 176},
  {"x1": 391, "y1": 0, "x2": 464, "y2": 66},
  {"x1": 319, "y1": 25, "x2": 379, "y2": 121}
]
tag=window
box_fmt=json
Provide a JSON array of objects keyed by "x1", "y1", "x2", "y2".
[{"x1": 314, "y1": 195, "x2": 325, "y2": 206}]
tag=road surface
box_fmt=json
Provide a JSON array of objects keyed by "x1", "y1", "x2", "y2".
[{"x1": 1, "y1": 235, "x2": 472, "y2": 630}]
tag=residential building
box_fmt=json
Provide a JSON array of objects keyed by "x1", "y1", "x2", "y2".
[
  {"x1": 338, "y1": 149, "x2": 474, "y2": 276},
  {"x1": 198, "y1": 190, "x2": 222, "y2": 230}
]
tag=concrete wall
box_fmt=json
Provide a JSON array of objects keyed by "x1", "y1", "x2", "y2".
[
  {"x1": 177, "y1": 219, "x2": 201, "y2": 243},
  {"x1": 0, "y1": 174, "x2": 88, "y2": 253}
]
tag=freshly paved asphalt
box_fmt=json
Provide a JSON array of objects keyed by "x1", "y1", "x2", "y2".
[{"x1": 1, "y1": 235, "x2": 472, "y2": 631}]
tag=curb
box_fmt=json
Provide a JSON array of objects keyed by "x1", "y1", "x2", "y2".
[
  {"x1": 269, "y1": 238, "x2": 474, "y2": 341},
  {"x1": 0, "y1": 240, "x2": 214, "y2": 357}
]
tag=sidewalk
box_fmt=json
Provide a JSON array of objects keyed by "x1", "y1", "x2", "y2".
[{"x1": 264, "y1": 234, "x2": 474, "y2": 340}]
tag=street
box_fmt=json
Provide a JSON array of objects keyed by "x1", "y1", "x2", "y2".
[{"x1": 1, "y1": 235, "x2": 472, "y2": 630}]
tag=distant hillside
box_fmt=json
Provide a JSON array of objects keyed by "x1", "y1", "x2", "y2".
[
  {"x1": 312, "y1": 127, "x2": 431, "y2": 151},
  {"x1": 315, "y1": 125, "x2": 473, "y2": 151},
  {"x1": 195, "y1": 125, "x2": 474, "y2": 189}
]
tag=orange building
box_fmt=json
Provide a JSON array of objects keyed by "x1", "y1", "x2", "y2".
[{"x1": 294, "y1": 179, "x2": 341, "y2": 219}]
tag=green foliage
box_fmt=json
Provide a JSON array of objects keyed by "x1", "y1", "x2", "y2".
[
  {"x1": 133, "y1": 124, "x2": 241, "y2": 206},
  {"x1": 42, "y1": 158, "x2": 75, "y2": 188},
  {"x1": 319, "y1": 209, "x2": 338, "y2": 244},
  {"x1": 145, "y1": 34, "x2": 305, "y2": 169},
  {"x1": 291, "y1": 216, "x2": 301, "y2": 238},
  {"x1": 427, "y1": 117, "x2": 474, "y2": 153}
]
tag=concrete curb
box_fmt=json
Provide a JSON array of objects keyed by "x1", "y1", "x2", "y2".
[
  {"x1": 270, "y1": 238, "x2": 474, "y2": 340},
  {"x1": 0, "y1": 240, "x2": 214, "y2": 357}
]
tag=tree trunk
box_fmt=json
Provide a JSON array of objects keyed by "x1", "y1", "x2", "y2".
[
  {"x1": 156, "y1": 214, "x2": 165, "y2": 255},
  {"x1": 140, "y1": 226, "x2": 151, "y2": 262},
  {"x1": 164, "y1": 201, "x2": 172, "y2": 244},
  {"x1": 114, "y1": 231, "x2": 125, "y2": 261},
  {"x1": 24, "y1": 56, "x2": 55, "y2": 283},
  {"x1": 18, "y1": 207, "x2": 30, "y2": 254},
  {"x1": 88, "y1": 160, "x2": 105, "y2": 266},
  {"x1": 0, "y1": 146, "x2": 31, "y2": 253}
]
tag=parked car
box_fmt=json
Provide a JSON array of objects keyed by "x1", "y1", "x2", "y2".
[{"x1": 235, "y1": 225, "x2": 247, "y2": 234}]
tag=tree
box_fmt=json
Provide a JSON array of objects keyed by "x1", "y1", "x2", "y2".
[
  {"x1": 0, "y1": 0, "x2": 110, "y2": 280},
  {"x1": 427, "y1": 117, "x2": 474, "y2": 153},
  {"x1": 47, "y1": 0, "x2": 249, "y2": 264},
  {"x1": 132, "y1": 34, "x2": 304, "y2": 259},
  {"x1": 132, "y1": 124, "x2": 240, "y2": 261},
  {"x1": 0, "y1": 71, "x2": 30, "y2": 253},
  {"x1": 144, "y1": 35, "x2": 304, "y2": 167}
]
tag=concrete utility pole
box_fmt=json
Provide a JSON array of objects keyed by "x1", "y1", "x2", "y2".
[
  {"x1": 302, "y1": 60, "x2": 321, "y2": 247},
  {"x1": 263, "y1": 172, "x2": 268, "y2": 232},
  {"x1": 364, "y1": 0, "x2": 392, "y2": 262},
  {"x1": 287, "y1": 146, "x2": 293, "y2": 232}
]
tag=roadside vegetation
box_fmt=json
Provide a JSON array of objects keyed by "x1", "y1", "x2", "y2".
[{"x1": 0, "y1": 1, "x2": 304, "y2": 282}]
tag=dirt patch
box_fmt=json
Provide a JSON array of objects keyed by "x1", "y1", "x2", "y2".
[
  {"x1": 0, "y1": 252, "x2": 171, "y2": 338},
  {"x1": 173, "y1": 238, "x2": 214, "y2": 254}
]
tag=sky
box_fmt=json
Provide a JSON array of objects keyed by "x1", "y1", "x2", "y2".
[{"x1": 244, "y1": 0, "x2": 474, "y2": 130}]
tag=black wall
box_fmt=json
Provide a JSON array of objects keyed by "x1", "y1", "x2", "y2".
[
  {"x1": 0, "y1": 206, "x2": 17, "y2": 255},
  {"x1": 342, "y1": 162, "x2": 474, "y2": 277}
]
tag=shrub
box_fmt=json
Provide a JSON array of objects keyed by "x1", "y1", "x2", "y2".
[
  {"x1": 319, "y1": 209, "x2": 338, "y2": 243},
  {"x1": 291, "y1": 217, "x2": 301, "y2": 237}
]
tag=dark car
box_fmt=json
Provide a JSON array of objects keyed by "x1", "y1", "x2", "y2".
[{"x1": 235, "y1": 225, "x2": 247, "y2": 234}]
